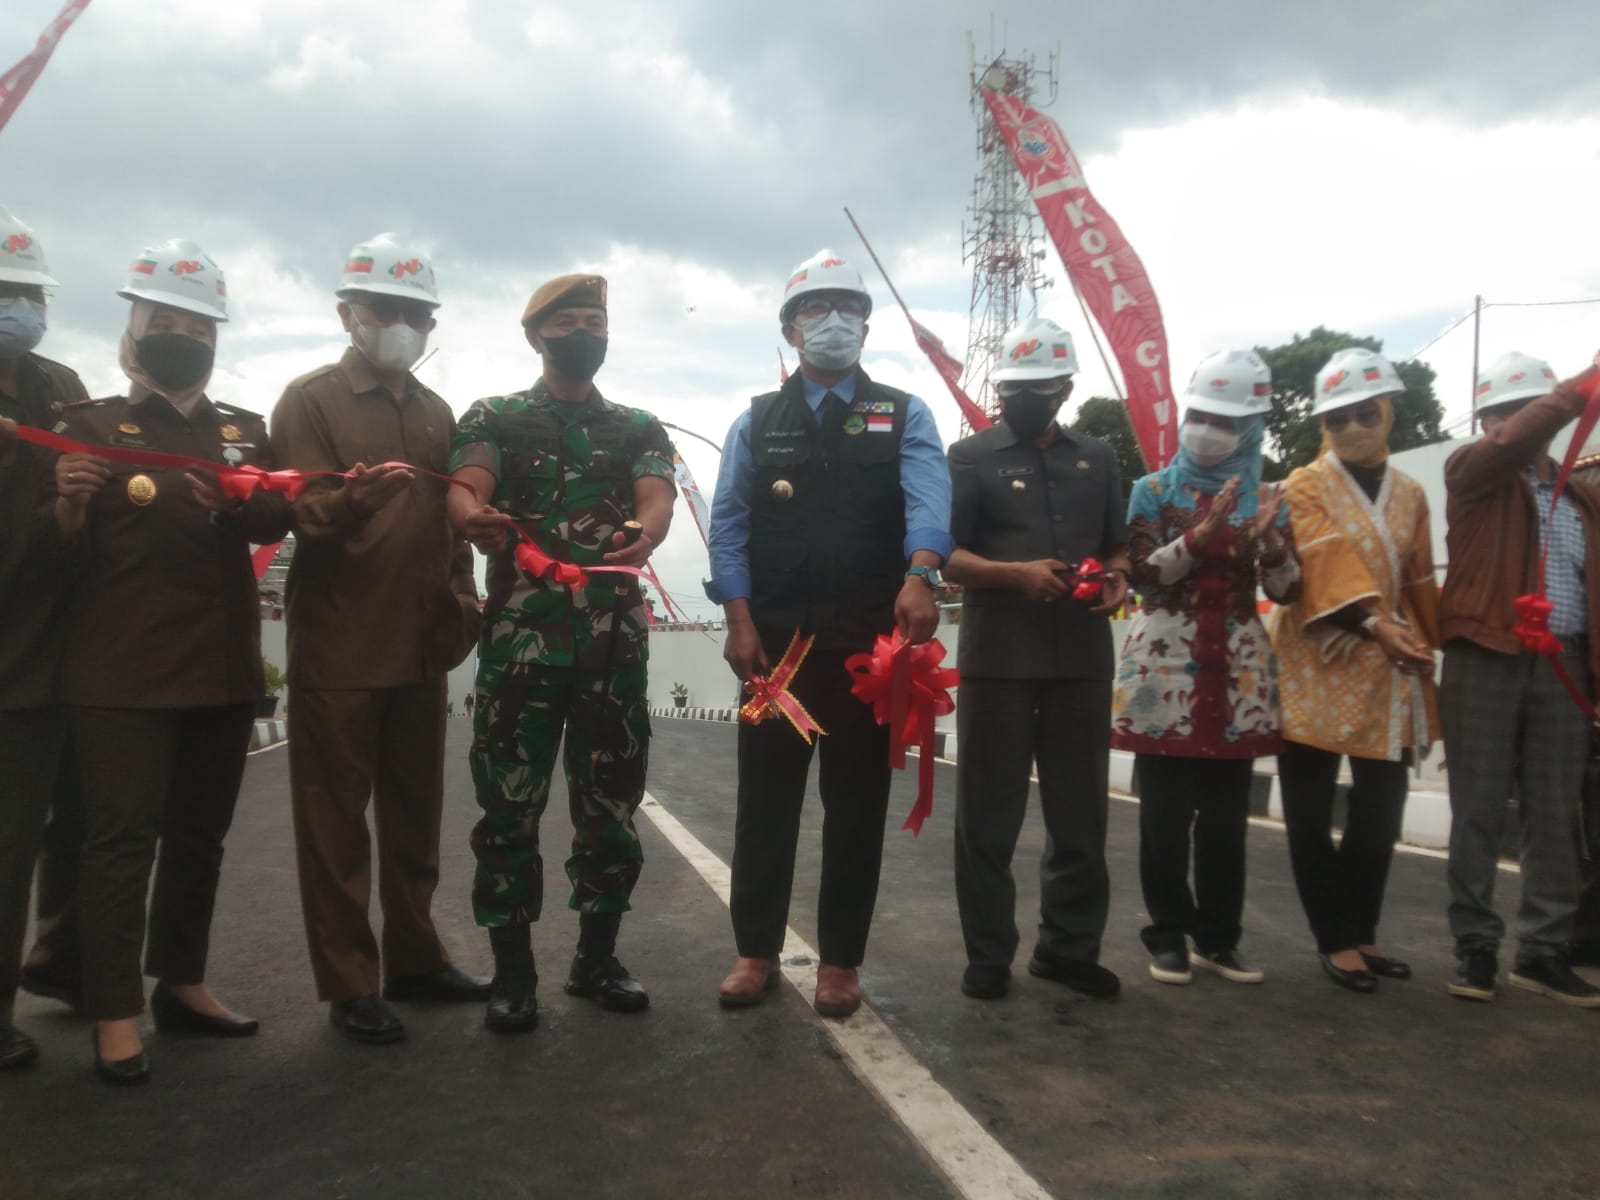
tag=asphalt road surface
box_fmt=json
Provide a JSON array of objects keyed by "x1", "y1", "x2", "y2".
[{"x1": 5, "y1": 716, "x2": 1599, "y2": 1199}]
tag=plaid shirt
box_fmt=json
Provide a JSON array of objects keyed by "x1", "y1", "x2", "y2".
[{"x1": 1530, "y1": 469, "x2": 1588, "y2": 636}]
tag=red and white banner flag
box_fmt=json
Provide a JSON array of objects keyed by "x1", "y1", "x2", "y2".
[
  {"x1": 0, "y1": 0, "x2": 94, "y2": 137},
  {"x1": 909, "y1": 317, "x2": 991, "y2": 432},
  {"x1": 982, "y1": 90, "x2": 1178, "y2": 468},
  {"x1": 672, "y1": 451, "x2": 711, "y2": 549}
]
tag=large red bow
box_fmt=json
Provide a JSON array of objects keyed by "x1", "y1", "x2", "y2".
[
  {"x1": 514, "y1": 536, "x2": 589, "y2": 588},
  {"x1": 1512, "y1": 355, "x2": 1600, "y2": 721},
  {"x1": 214, "y1": 464, "x2": 309, "y2": 502},
  {"x1": 845, "y1": 631, "x2": 960, "y2": 835},
  {"x1": 740, "y1": 631, "x2": 825, "y2": 744}
]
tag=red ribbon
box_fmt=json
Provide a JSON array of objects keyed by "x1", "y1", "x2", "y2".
[
  {"x1": 1512, "y1": 355, "x2": 1600, "y2": 720},
  {"x1": 509, "y1": 521, "x2": 652, "y2": 590},
  {"x1": 740, "y1": 630, "x2": 826, "y2": 744},
  {"x1": 845, "y1": 631, "x2": 960, "y2": 835},
  {"x1": 1067, "y1": 556, "x2": 1106, "y2": 602}
]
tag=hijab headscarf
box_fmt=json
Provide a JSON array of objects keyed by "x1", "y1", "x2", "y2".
[
  {"x1": 118, "y1": 299, "x2": 215, "y2": 415},
  {"x1": 1156, "y1": 411, "x2": 1267, "y2": 521},
  {"x1": 1319, "y1": 395, "x2": 1395, "y2": 469}
]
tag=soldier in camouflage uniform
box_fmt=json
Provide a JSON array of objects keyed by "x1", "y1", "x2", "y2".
[{"x1": 448, "y1": 274, "x2": 676, "y2": 1034}]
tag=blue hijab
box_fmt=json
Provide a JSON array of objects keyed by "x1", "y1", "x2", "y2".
[{"x1": 1129, "y1": 413, "x2": 1280, "y2": 527}]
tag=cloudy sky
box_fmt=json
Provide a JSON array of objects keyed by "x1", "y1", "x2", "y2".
[{"x1": 5, "y1": 0, "x2": 1599, "y2": 615}]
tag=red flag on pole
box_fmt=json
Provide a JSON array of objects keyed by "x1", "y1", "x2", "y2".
[
  {"x1": 982, "y1": 90, "x2": 1178, "y2": 468},
  {"x1": 777, "y1": 347, "x2": 790, "y2": 384},
  {"x1": 0, "y1": 0, "x2": 95, "y2": 137},
  {"x1": 909, "y1": 317, "x2": 992, "y2": 432}
]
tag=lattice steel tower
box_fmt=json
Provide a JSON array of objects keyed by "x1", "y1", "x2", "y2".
[{"x1": 962, "y1": 35, "x2": 1058, "y2": 425}]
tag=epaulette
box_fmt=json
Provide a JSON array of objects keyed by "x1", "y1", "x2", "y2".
[
  {"x1": 66, "y1": 397, "x2": 111, "y2": 408},
  {"x1": 212, "y1": 400, "x2": 265, "y2": 420}
]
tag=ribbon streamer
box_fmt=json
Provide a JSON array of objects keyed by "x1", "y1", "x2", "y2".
[
  {"x1": 740, "y1": 630, "x2": 826, "y2": 744},
  {"x1": 1512, "y1": 355, "x2": 1600, "y2": 720},
  {"x1": 845, "y1": 631, "x2": 960, "y2": 835},
  {"x1": 1062, "y1": 556, "x2": 1110, "y2": 602}
]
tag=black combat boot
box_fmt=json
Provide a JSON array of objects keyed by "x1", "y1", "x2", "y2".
[
  {"x1": 565, "y1": 911, "x2": 649, "y2": 1013},
  {"x1": 485, "y1": 924, "x2": 538, "y2": 1034}
]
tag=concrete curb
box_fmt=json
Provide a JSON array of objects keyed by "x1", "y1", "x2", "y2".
[{"x1": 249, "y1": 719, "x2": 288, "y2": 751}]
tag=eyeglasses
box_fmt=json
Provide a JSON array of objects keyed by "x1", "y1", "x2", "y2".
[
  {"x1": 1323, "y1": 406, "x2": 1383, "y2": 432},
  {"x1": 795, "y1": 296, "x2": 867, "y2": 321},
  {"x1": 356, "y1": 298, "x2": 435, "y2": 328},
  {"x1": 997, "y1": 380, "x2": 1068, "y2": 398},
  {"x1": 0, "y1": 283, "x2": 46, "y2": 307}
]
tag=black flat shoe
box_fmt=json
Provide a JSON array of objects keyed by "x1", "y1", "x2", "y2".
[
  {"x1": 0, "y1": 1020, "x2": 40, "y2": 1070},
  {"x1": 564, "y1": 954, "x2": 649, "y2": 1013},
  {"x1": 1320, "y1": 954, "x2": 1378, "y2": 994},
  {"x1": 1028, "y1": 953, "x2": 1121, "y2": 998},
  {"x1": 150, "y1": 982, "x2": 259, "y2": 1037},
  {"x1": 961, "y1": 963, "x2": 1011, "y2": 1000},
  {"x1": 329, "y1": 994, "x2": 406, "y2": 1044},
  {"x1": 92, "y1": 1030, "x2": 149, "y2": 1086},
  {"x1": 1359, "y1": 953, "x2": 1413, "y2": 980},
  {"x1": 383, "y1": 964, "x2": 492, "y2": 1004}
]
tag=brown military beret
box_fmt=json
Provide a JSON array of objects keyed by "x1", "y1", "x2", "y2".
[{"x1": 521, "y1": 273, "x2": 608, "y2": 328}]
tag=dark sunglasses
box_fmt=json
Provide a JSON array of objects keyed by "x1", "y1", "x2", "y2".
[
  {"x1": 357, "y1": 298, "x2": 435, "y2": 328},
  {"x1": 794, "y1": 296, "x2": 867, "y2": 320},
  {"x1": 997, "y1": 380, "x2": 1069, "y2": 398},
  {"x1": 1323, "y1": 406, "x2": 1383, "y2": 432}
]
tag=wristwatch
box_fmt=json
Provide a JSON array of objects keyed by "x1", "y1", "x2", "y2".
[{"x1": 906, "y1": 565, "x2": 942, "y2": 589}]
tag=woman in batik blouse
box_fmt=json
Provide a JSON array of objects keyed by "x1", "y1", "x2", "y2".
[
  {"x1": 1113, "y1": 350, "x2": 1300, "y2": 988},
  {"x1": 1270, "y1": 348, "x2": 1439, "y2": 993}
]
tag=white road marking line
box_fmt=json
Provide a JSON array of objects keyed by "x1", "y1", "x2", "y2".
[
  {"x1": 247, "y1": 739, "x2": 288, "y2": 757},
  {"x1": 638, "y1": 792, "x2": 1055, "y2": 1200}
]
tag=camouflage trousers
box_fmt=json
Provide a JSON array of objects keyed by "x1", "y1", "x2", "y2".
[{"x1": 469, "y1": 660, "x2": 650, "y2": 926}]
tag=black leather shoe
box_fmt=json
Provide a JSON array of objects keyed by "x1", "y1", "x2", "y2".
[
  {"x1": 1320, "y1": 954, "x2": 1378, "y2": 993},
  {"x1": 329, "y1": 994, "x2": 406, "y2": 1044},
  {"x1": 92, "y1": 1030, "x2": 149, "y2": 1086},
  {"x1": 18, "y1": 966, "x2": 83, "y2": 1012},
  {"x1": 565, "y1": 954, "x2": 649, "y2": 1013},
  {"x1": 1359, "y1": 953, "x2": 1412, "y2": 980},
  {"x1": 961, "y1": 963, "x2": 1011, "y2": 1000},
  {"x1": 1028, "y1": 953, "x2": 1121, "y2": 998},
  {"x1": 0, "y1": 1020, "x2": 40, "y2": 1070},
  {"x1": 150, "y1": 982, "x2": 259, "y2": 1037},
  {"x1": 382, "y1": 964, "x2": 492, "y2": 1004},
  {"x1": 485, "y1": 924, "x2": 538, "y2": 1034}
]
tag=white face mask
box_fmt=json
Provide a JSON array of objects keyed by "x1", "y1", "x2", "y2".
[
  {"x1": 1180, "y1": 420, "x2": 1241, "y2": 467},
  {"x1": 797, "y1": 310, "x2": 865, "y2": 372},
  {"x1": 352, "y1": 319, "x2": 428, "y2": 373}
]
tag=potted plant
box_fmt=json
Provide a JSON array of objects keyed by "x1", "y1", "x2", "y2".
[
  {"x1": 670, "y1": 682, "x2": 689, "y2": 709},
  {"x1": 259, "y1": 656, "x2": 288, "y2": 718}
]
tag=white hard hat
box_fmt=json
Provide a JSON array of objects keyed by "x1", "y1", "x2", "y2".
[
  {"x1": 117, "y1": 239, "x2": 228, "y2": 321},
  {"x1": 991, "y1": 316, "x2": 1077, "y2": 381},
  {"x1": 1313, "y1": 348, "x2": 1404, "y2": 416},
  {"x1": 1182, "y1": 349, "x2": 1272, "y2": 418},
  {"x1": 0, "y1": 206, "x2": 58, "y2": 287},
  {"x1": 1474, "y1": 350, "x2": 1557, "y2": 414},
  {"x1": 779, "y1": 248, "x2": 872, "y2": 323},
  {"x1": 337, "y1": 233, "x2": 440, "y2": 307}
]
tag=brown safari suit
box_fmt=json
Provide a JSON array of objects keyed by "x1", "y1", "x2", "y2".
[
  {"x1": 271, "y1": 348, "x2": 479, "y2": 1001},
  {"x1": 55, "y1": 390, "x2": 292, "y2": 1019}
]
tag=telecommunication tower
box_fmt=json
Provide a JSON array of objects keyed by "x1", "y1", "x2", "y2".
[{"x1": 962, "y1": 35, "x2": 1058, "y2": 425}]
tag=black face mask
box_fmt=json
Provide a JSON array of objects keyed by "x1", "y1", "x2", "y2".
[
  {"x1": 135, "y1": 333, "x2": 214, "y2": 391},
  {"x1": 542, "y1": 329, "x2": 608, "y2": 381},
  {"x1": 1002, "y1": 393, "x2": 1062, "y2": 441}
]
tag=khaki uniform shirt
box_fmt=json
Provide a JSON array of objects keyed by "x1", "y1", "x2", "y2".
[
  {"x1": 55, "y1": 392, "x2": 292, "y2": 709},
  {"x1": 272, "y1": 348, "x2": 478, "y2": 690},
  {"x1": 0, "y1": 353, "x2": 88, "y2": 711}
]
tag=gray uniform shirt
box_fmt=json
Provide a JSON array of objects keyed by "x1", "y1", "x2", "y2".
[{"x1": 948, "y1": 421, "x2": 1128, "y2": 680}]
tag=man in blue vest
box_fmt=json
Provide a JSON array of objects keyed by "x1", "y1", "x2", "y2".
[{"x1": 707, "y1": 249, "x2": 953, "y2": 1018}]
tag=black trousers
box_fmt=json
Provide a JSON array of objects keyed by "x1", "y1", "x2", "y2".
[
  {"x1": 729, "y1": 644, "x2": 892, "y2": 968},
  {"x1": 75, "y1": 704, "x2": 255, "y2": 1020},
  {"x1": 1278, "y1": 741, "x2": 1408, "y2": 954},
  {"x1": 0, "y1": 707, "x2": 66, "y2": 1021},
  {"x1": 1136, "y1": 754, "x2": 1254, "y2": 955},
  {"x1": 954, "y1": 677, "x2": 1111, "y2": 968},
  {"x1": 23, "y1": 738, "x2": 83, "y2": 994}
]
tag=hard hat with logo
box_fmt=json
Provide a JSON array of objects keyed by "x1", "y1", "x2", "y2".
[
  {"x1": 336, "y1": 233, "x2": 440, "y2": 307},
  {"x1": 991, "y1": 316, "x2": 1078, "y2": 382},
  {"x1": 1313, "y1": 348, "x2": 1404, "y2": 416},
  {"x1": 0, "y1": 206, "x2": 58, "y2": 287},
  {"x1": 117, "y1": 239, "x2": 228, "y2": 321},
  {"x1": 1474, "y1": 350, "x2": 1557, "y2": 414},
  {"x1": 1182, "y1": 349, "x2": 1272, "y2": 418},
  {"x1": 779, "y1": 248, "x2": 872, "y2": 323}
]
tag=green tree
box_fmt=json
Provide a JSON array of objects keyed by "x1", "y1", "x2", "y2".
[
  {"x1": 1067, "y1": 395, "x2": 1144, "y2": 501},
  {"x1": 1256, "y1": 327, "x2": 1445, "y2": 478}
]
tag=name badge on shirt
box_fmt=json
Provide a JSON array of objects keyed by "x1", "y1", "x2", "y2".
[{"x1": 997, "y1": 466, "x2": 1034, "y2": 478}]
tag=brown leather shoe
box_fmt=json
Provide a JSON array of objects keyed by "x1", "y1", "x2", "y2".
[
  {"x1": 719, "y1": 956, "x2": 781, "y2": 1007},
  {"x1": 814, "y1": 964, "x2": 862, "y2": 1018}
]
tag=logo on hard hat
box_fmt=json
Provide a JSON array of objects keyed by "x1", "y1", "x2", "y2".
[
  {"x1": 1508, "y1": 372, "x2": 1526, "y2": 383},
  {"x1": 1323, "y1": 369, "x2": 1348, "y2": 393},
  {"x1": 1542, "y1": 368, "x2": 1557, "y2": 379},
  {"x1": 1476, "y1": 381, "x2": 1493, "y2": 395},
  {"x1": 171, "y1": 260, "x2": 202, "y2": 276},
  {"x1": 391, "y1": 259, "x2": 422, "y2": 279},
  {"x1": 345, "y1": 256, "x2": 374, "y2": 275},
  {"x1": 1052, "y1": 344, "x2": 1069, "y2": 359},
  {"x1": 1252, "y1": 383, "x2": 1271, "y2": 397},
  {"x1": 1011, "y1": 339, "x2": 1041, "y2": 360},
  {"x1": 785, "y1": 270, "x2": 807, "y2": 291},
  {"x1": 130, "y1": 258, "x2": 157, "y2": 276},
  {"x1": 819, "y1": 258, "x2": 844, "y2": 269},
  {"x1": 1363, "y1": 367, "x2": 1383, "y2": 381},
  {"x1": 1208, "y1": 378, "x2": 1229, "y2": 390},
  {"x1": 4, "y1": 234, "x2": 29, "y2": 254}
]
